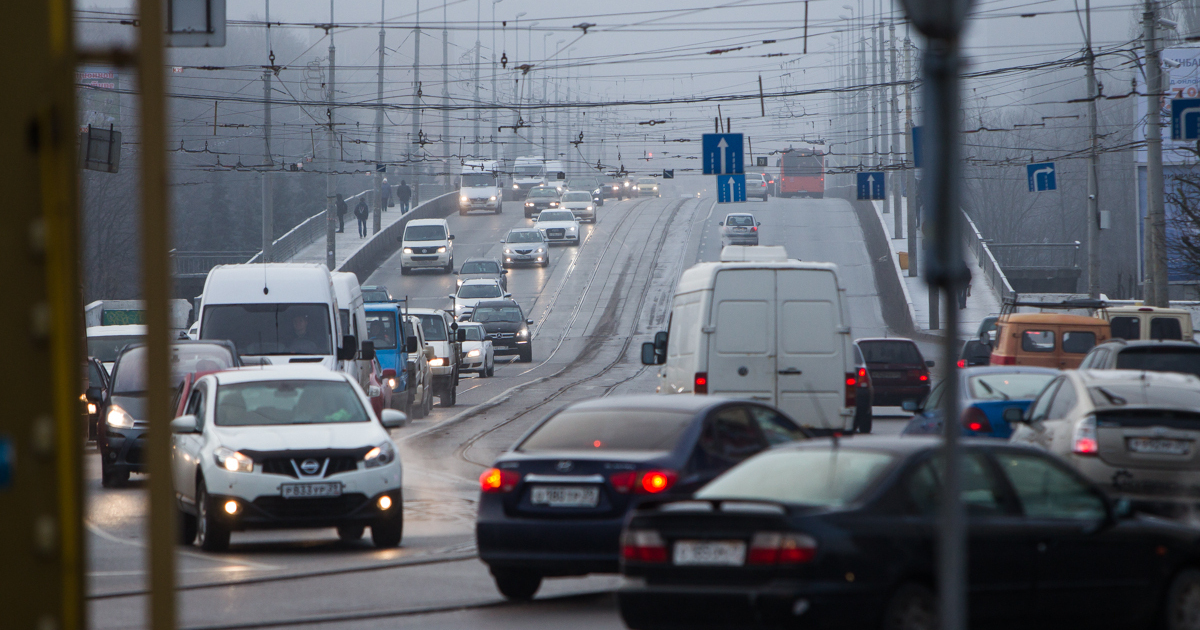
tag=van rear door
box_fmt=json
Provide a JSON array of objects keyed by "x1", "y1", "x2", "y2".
[
  {"x1": 708, "y1": 269, "x2": 775, "y2": 403},
  {"x1": 776, "y1": 268, "x2": 844, "y2": 429}
]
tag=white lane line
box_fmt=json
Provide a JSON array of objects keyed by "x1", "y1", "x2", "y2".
[{"x1": 86, "y1": 520, "x2": 279, "y2": 571}]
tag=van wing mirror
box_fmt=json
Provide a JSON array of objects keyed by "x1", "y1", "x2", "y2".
[
  {"x1": 926, "y1": 360, "x2": 936, "y2": 367},
  {"x1": 406, "y1": 336, "x2": 419, "y2": 353},
  {"x1": 380, "y1": 409, "x2": 408, "y2": 429},
  {"x1": 448, "y1": 234, "x2": 456, "y2": 240},
  {"x1": 1003, "y1": 407, "x2": 1027, "y2": 424},
  {"x1": 338, "y1": 335, "x2": 357, "y2": 361},
  {"x1": 654, "y1": 330, "x2": 669, "y2": 352},
  {"x1": 85, "y1": 386, "x2": 103, "y2": 402},
  {"x1": 360, "y1": 340, "x2": 376, "y2": 361},
  {"x1": 641, "y1": 342, "x2": 660, "y2": 366},
  {"x1": 457, "y1": 329, "x2": 467, "y2": 343}
]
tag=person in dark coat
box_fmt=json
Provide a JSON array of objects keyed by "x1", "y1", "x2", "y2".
[
  {"x1": 354, "y1": 197, "x2": 369, "y2": 237},
  {"x1": 381, "y1": 179, "x2": 392, "y2": 209},
  {"x1": 397, "y1": 180, "x2": 412, "y2": 214},
  {"x1": 335, "y1": 194, "x2": 348, "y2": 233}
]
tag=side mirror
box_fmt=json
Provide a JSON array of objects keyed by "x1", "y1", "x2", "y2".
[
  {"x1": 448, "y1": 234, "x2": 456, "y2": 240},
  {"x1": 901, "y1": 400, "x2": 919, "y2": 412},
  {"x1": 641, "y1": 342, "x2": 658, "y2": 366},
  {"x1": 718, "y1": 221, "x2": 724, "y2": 226},
  {"x1": 502, "y1": 269, "x2": 509, "y2": 274},
  {"x1": 756, "y1": 222, "x2": 762, "y2": 226},
  {"x1": 85, "y1": 386, "x2": 103, "y2": 402},
  {"x1": 369, "y1": 385, "x2": 382, "y2": 398},
  {"x1": 457, "y1": 329, "x2": 467, "y2": 343},
  {"x1": 381, "y1": 368, "x2": 397, "y2": 379},
  {"x1": 380, "y1": 408, "x2": 409, "y2": 429},
  {"x1": 452, "y1": 270, "x2": 459, "y2": 275},
  {"x1": 926, "y1": 360, "x2": 936, "y2": 367},
  {"x1": 338, "y1": 335, "x2": 357, "y2": 361},
  {"x1": 170, "y1": 415, "x2": 199, "y2": 434},
  {"x1": 406, "y1": 336, "x2": 419, "y2": 353},
  {"x1": 504, "y1": 293, "x2": 512, "y2": 298},
  {"x1": 654, "y1": 330, "x2": 669, "y2": 351},
  {"x1": 1003, "y1": 407, "x2": 1026, "y2": 424},
  {"x1": 360, "y1": 340, "x2": 376, "y2": 361},
  {"x1": 526, "y1": 319, "x2": 534, "y2": 325},
  {"x1": 448, "y1": 294, "x2": 457, "y2": 300}
]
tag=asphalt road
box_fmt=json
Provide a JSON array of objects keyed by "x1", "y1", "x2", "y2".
[{"x1": 86, "y1": 188, "x2": 914, "y2": 629}]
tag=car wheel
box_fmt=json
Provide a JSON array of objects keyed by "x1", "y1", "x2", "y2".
[
  {"x1": 519, "y1": 347, "x2": 533, "y2": 363},
  {"x1": 440, "y1": 382, "x2": 457, "y2": 407},
  {"x1": 179, "y1": 509, "x2": 198, "y2": 545},
  {"x1": 1165, "y1": 568, "x2": 1200, "y2": 630},
  {"x1": 337, "y1": 525, "x2": 365, "y2": 542},
  {"x1": 372, "y1": 503, "x2": 404, "y2": 548},
  {"x1": 101, "y1": 464, "x2": 129, "y2": 488},
  {"x1": 881, "y1": 583, "x2": 936, "y2": 630},
  {"x1": 423, "y1": 388, "x2": 434, "y2": 416},
  {"x1": 855, "y1": 403, "x2": 873, "y2": 434},
  {"x1": 542, "y1": 258, "x2": 550, "y2": 267},
  {"x1": 458, "y1": 208, "x2": 467, "y2": 216},
  {"x1": 400, "y1": 266, "x2": 409, "y2": 276},
  {"x1": 491, "y1": 569, "x2": 542, "y2": 601},
  {"x1": 196, "y1": 481, "x2": 231, "y2": 552},
  {"x1": 485, "y1": 360, "x2": 494, "y2": 377}
]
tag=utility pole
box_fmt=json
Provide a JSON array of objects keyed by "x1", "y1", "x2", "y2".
[
  {"x1": 1083, "y1": 0, "x2": 1100, "y2": 297},
  {"x1": 905, "y1": 34, "x2": 919, "y2": 277},
  {"x1": 474, "y1": 0, "x2": 482, "y2": 159},
  {"x1": 262, "y1": 0, "x2": 274, "y2": 262},
  {"x1": 1144, "y1": 0, "x2": 1168, "y2": 306},
  {"x1": 443, "y1": 1, "x2": 451, "y2": 192},
  {"x1": 411, "y1": 0, "x2": 421, "y2": 206},
  {"x1": 491, "y1": 1, "x2": 502, "y2": 160},
  {"x1": 374, "y1": 0, "x2": 385, "y2": 234},
  {"x1": 890, "y1": 22, "x2": 902, "y2": 236},
  {"x1": 325, "y1": 0, "x2": 337, "y2": 270},
  {"x1": 872, "y1": 23, "x2": 881, "y2": 176}
]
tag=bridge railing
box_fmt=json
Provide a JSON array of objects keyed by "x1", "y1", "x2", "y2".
[
  {"x1": 170, "y1": 251, "x2": 260, "y2": 277},
  {"x1": 961, "y1": 211, "x2": 1016, "y2": 303},
  {"x1": 987, "y1": 241, "x2": 1081, "y2": 270}
]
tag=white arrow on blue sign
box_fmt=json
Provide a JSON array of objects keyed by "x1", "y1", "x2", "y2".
[
  {"x1": 702, "y1": 133, "x2": 744, "y2": 175},
  {"x1": 1026, "y1": 162, "x2": 1056, "y2": 192},
  {"x1": 1172, "y1": 99, "x2": 1200, "y2": 141},
  {"x1": 717, "y1": 174, "x2": 746, "y2": 203},
  {"x1": 857, "y1": 172, "x2": 885, "y2": 200}
]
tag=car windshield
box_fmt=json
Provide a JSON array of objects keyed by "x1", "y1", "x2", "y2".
[
  {"x1": 461, "y1": 173, "x2": 494, "y2": 187},
  {"x1": 403, "y1": 224, "x2": 447, "y2": 241},
  {"x1": 506, "y1": 230, "x2": 543, "y2": 243},
  {"x1": 472, "y1": 306, "x2": 523, "y2": 323},
  {"x1": 361, "y1": 289, "x2": 390, "y2": 302},
  {"x1": 461, "y1": 261, "x2": 500, "y2": 274},
  {"x1": 88, "y1": 361, "x2": 106, "y2": 387},
  {"x1": 969, "y1": 373, "x2": 1057, "y2": 400},
  {"x1": 859, "y1": 340, "x2": 923, "y2": 364},
  {"x1": 458, "y1": 284, "x2": 503, "y2": 299},
  {"x1": 1115, "y1": 348, "x2": 1200, "y2": 377},
  {"x1": 696, "y1": 448, "x2": 896, "y2": 507},
  {"x1": 201, "y1": 303, "x2": 332, "y2": 356},
  {"x1": 87, "y1": 335, "x2": 143, "y2": 363},
  {"x1": 416, "y1": 314, "x2": 448, "y2": 341},
  {"x1": 638, "y1": 178, "x2": 656, "y2": 185},
  {"x1": 518, "y1": 409, "x2": 694, "y2": 452},
  {"x1": 529, "y1": 188, "x2": 557, "y2": 197},
  {"x1": 515, "y1": 165, "x2": 543, "y2": 176},
  {"x1": 365, "y1": 311, "x2": 397, "y2": 349},
  {"x1": 215, "y1": 380, "x2": 369, "y2": 426},
  {"x1": 562, "y1": 192, "x2": 591, "y2": 202},
  {"x1": 462, "y1": 326, "x2": 485, "y2": 341},
  {"x1": 726, "y1": 215, "x2": 755, "y2": 227},
  {"x1": 112, "y1": 344, "x2": 236, "y2": 394},
  {"x1": 538, "y1": 211, "x2": 574, "y2": 222}
]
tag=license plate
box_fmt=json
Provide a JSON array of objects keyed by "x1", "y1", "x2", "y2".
[
  {"x1": 1128, "y1": 438, "x2": 1192, "y2": 455},
  {"x1": 530, "y1": 485, "x2": 599, "y2": 507},
  {"x1": 281, "y1": 482, "x2": 343, "y2": 499},
  {"x1": 873, "y1": 371, "x2": 903, "y2": 379},
  {"x1": 673, "y1": 540, "x2": 746, "y2": 566}
]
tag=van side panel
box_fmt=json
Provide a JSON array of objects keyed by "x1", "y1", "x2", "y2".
[
  {"x1": 707, "y1": 269, "x2": 776, "y2": 403},
  {"x1": 776, "y1": 268, "x2": 845, "y2": 429},
  {"x1": 662, "y1": 291, "x2": 705, "y2": 394}
]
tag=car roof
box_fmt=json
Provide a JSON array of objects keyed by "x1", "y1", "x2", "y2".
[
  {"x1": 724, "y1": 213, "x2": 754, "y2": 218},
  {"x1": 364, "y1": 302, "x2": 399, "y2": 312},
  {"x1": 508, "y1": 227, "x2": 540, "y2": 233},
  {"x1": 87, "y1": 325, "x2": 147, "y2": 337},
  {"x1": 1077, "y1": 369, "x2": 1200, "y2": 386},
  {"x1": 407, "y1": 307, "x2": 450, "y2": 316},
  {"x1": 1098, "y1": 339, "x2": 1200, "y2": 349},
  {"x1": 210, "y1": 365, "x2": 349, "y2": 385},
  {"x1": 474, "y1": 299, "x2": 521, "y2": 308},
  {"x1": 960, "y1": 365, "x2": 1060, "y2": 376},
  {"x1": 999, "y1": 313, "x2": 1108, "y2": 325},
  {"x1": 459, "y1": 321, "x2": 485, "y2": 328},
  {"x1": 856, "y1": 337, "x2": 917, "y2": 344},
  {"x1": 404, "y1": 218, "x2": 448, "y2": 227}
]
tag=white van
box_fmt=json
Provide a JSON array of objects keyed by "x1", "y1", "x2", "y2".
[
  {"x1": 332, "y1": 272, "x2": 371, "y2": 389},
  {"x1": 544, "y1": 160, "x2": 567, "y2": 193},
  {"x1": 400, "y1": 218, "x2": 455, "y2": 274},
  {"x1": 198, "y1": 263, "x2": 364, "y2": 371},
  {"x1": 459, "y1": 160, "x2": 502, "y2": 215},
  {"x1": 512, "y1": 156, "x2": 546, "y2": 199},
  {"x1": 642, "y1": 257, "x2": 856, "y2": 433}
]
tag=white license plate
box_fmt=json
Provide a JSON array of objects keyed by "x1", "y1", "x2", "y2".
[
  {"x1": 873, "y1": 371, "x2": 904, "y2": 379},
  {"x1": 1128, "y1": 438, "x2": 1192, "y2": 455},
  {"x1": 530, "y1": 485, "x2": 599, "y2": 507},
  {"x1": 281, "y1": 482, "x2": 343, "y2": 499},
  {"x1": 673, "y1": 540, "x2": 747, "y2": 566}
]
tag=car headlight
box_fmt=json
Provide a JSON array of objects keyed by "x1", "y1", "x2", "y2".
[
  {"x1": 518, "y1": 328, "x2": 529, "y2": 338},
  {"x1": 106, "y1": 405, "x2": 135, "y2": 429},
  {"x1": 429, "y1": 358, "x2": 446, "y2": 367},
  {"x1": 513, "y1": 183, "x2": 519, "y2": 189},
  {"x1": 214, "y1": 447, "x2": 254, "y2": 473},
  {"x1": 587, "y1": 205, "x2": 594, "y2": 211},
  {"x1": 460, "y1": 195, "x2": 469, "y2": 202},
  {"x1": 457, "y1": 279, "x2": 464, "y2": 287},
  {"x1": 467, "y1": 349, "x2": 482, "y2": 357},
  {"x1": 549, "y1": 202, "x2": 558, "y2": 206},
  {"x1": 489, "y1": 196, "x2": 497, "y2": 201},
  {"x1": 403, "y1": 247, "x2": 413, "y2": 254},
  {"x1": 535, "y1": 247, "x2": 545, "y2": 254},
  {"x1": 387, "y1": 377, "x2": 397, "y2": 389},
  {"x1": 525, "y1": 202, "x2": 534, "y2": 207},
  {"x1": 363, "y1": 441, "x2": 396, "y2": 468},
  {"x1": 437, "y1": 246, "x2": 447, "y2": 253},
  {"x1": 653, "y1": 186, "x2": 659, "y2": 191},
  {"x1": 504, "y1": 248, "x2": 513, "y2": 254}
]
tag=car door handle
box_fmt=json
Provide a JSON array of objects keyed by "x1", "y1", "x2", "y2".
[{"x1": 778, "y1": 368, "x2": 802, "y2": 375}]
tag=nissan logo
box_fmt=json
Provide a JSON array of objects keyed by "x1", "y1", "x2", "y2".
[
  {"x1": 299, "y1": 459, "x2": 321, "y2": 475},
  {"x1": 556, "y1": 460, "x2": 573, "y2": 472}
]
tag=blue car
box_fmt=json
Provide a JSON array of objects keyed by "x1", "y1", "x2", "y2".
[
  {"x1": 365, "y1": 303, "x2": 412, "y2": 412},
  {"x1": 900, "y1": 366, "x2": 1058, "y2": 438}
]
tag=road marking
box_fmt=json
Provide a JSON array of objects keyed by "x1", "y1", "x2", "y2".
[{"x1": 86, "y1": 520, "x2": 279, "y2": 570}]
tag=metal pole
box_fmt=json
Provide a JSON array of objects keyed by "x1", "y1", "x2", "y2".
[
  {"x1": 443, "y1": 1, "x2": 451, "y2": 193},
  {"x1": 474, "y1": 0, "x2": 482, "y2": 159},
  {"x1": 262, "y1": 0, "x2": 274, "y2": 262},
  {"x1": 542, "y1": 33, "x2": 550, "y2": 155},
  {"x1": 891, "y1": 23, "x2": 902, "y2": 236},
  {"x1": 905, "y1": 34, "x2": 919, "y2": 277},
  {"x1": 411, "y1": 0, "x2": 422, "y2": 206},
  {"x1": 1145, "y1": 0, "x2": 1168, "y2": 306},
  {"x1": 1084, "y1": 0, "x2": 1099, "y2": 298},
  {"x1": 491, "y1": 1, "x2": 501, "y2": 161},
  {"x1": 873, "y1": 23, "x2": 882, "y2": 180},
  {"x1": 374, "y1": 0, "x2": 385, "y2": 234},
  {"x1": 138, "y1": 0, "x2": 176, "y2": 627},
  {"x1": 325, "y1": 1, "x2": 337, "y2": 270}
]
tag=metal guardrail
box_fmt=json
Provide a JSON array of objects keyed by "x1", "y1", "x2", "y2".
[
  {"x1": 986, "y1": 241, "x2": 1081, "y2": 270},
  {"x1": 169, "y1": 251, "x2": 260, "y2": 277},
  {"x1": 338, "y1": 191, "x2": 458, "y2": 280},
  {"x1": 961, "y1": 211, "x2": 1016, "y2": 304}
]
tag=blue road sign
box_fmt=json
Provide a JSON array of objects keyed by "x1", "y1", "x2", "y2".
[
  {"x1": 1172, "y1": 99, "x2": 1200, "y2": 141},
  {"x1": 662, "y1": 169, "x2": 674, "y2": 179},
  {"x1": 911, "y1": 126, "x2": 923, "y2": 168},
  {"x1": 857, "y1": 172, "x2": 885, "y2": 200},
  {"x1": 702, "y1": 133, "x2": 744, "y2": 175},
  {"x1": 1026, "y1": 162, "x2": 1056, "y2": 192},
  {"x1": 717, "y1": 174, "x2": 746, "y2": 203},
  {"x1": 0, "y1": 436, "x2": 11, "y2": 490}
]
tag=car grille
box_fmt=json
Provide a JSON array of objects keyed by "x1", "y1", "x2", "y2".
[
  {"x1": 412, "y1": 246, "x2": 439, "y2": 255},
  {"x1": 488, "y1": 332, "x2": 515, "y2": 339},
  {"x1": 261, "y1": 456, "x2": 359, "y2": 478},
  {"x1": 514, "y1": 249, "x2": 533, "y2": 255},
  {"x1": 547, "y1": 229, "x2": 565, "y2": 238},
  {"x1": 251, "y1": 494, "x2": 369, "y2": 519},
  {"x1": 412, "y1": 255, "x2": 439, "y2": 261}
]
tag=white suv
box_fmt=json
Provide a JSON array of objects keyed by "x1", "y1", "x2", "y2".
[
  {"x1": 171, "y1": 366, "x2": 407, "y2": 551},
  {"x1": 400, "y1": 219, "x2": 454, "y2": 274}
]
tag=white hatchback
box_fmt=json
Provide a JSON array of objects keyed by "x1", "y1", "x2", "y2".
[
  {"x1": 535, "y1": 210, "x2": 581, "y2": 245},
  {"x1": 559, "y1": 191, "x2": 597, "y2": 223},
  {"x1": 457, "y1": 322, "x2": 495, "y2": 377},
  {"x1": 170, "y1": 366, "x2": 407, "y2": 551}
]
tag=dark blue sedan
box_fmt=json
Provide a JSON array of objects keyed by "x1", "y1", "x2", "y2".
[
  {"x1": 475, "y1": 395, "x2": 810, "y2": 601},
  {"x1": 900, "y1": 366, "x2": 1058, "y2": 438}
]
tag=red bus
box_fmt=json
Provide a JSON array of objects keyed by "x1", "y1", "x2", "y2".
[{"x1": 778, "y1": 150, "x2": 825, "y2": 198}]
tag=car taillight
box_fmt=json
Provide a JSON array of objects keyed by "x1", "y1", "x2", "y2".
[
  {"x1": 957, "y1": 359, "x2": 966, "y2": 368},
  {"x1": 994, "y1": 355, "x2": 1016, "y2": 365},
  {"x1": 747, "y1": 532, "x2": 817, "y2": 565},
  {"x1": 610, "y1": 470, "x2": 678, "y2": 494},
  {"x1": 857, "y1": 366, "x2": 870, "y2": 389},
  {"x1": 751, "y1": 226, "x2": 758, "y2": 231},
  {"x1": 1072, "y1": 415, "x2": 1098, "y2": 455},
  {"x1": 479, "y1": 468, "x2": 520, "y2": 493},
  {"x1": 961, "y1": 406, "x2": 992, "y2": 434},
  {"x1": 694, "y1": 372, "x2": 708, "y2": 394},
  {"x1": 622, "y1": 529, "x2": 668, "y2": 563},
  {"x1": 845, "y1": 372, "x2": 857, "y2": 409}
]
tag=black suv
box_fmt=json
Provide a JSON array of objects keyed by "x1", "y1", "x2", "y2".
[
  {"x1": 468, "y1": 300, "x2": 534, "y2": 363},
  {"x1": 1079, "y1": 339, "x2": 1200, "y2": 377}
]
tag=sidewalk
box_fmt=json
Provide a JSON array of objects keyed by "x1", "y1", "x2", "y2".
[
  {"x1": 289, "y1": 190, "x2": 410, "y2": 268},
  {"x1": 870, "y1": 197, "x2": 1001, "y2": 340}
]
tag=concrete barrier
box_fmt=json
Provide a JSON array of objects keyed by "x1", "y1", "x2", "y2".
[{"x1": 337, "y1": 191, "x2": 458, "y2": 282}]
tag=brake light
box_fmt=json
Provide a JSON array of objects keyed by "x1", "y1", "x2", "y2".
[
  {"x1": 845, "y1": 372, "x2": 857, "y2": 409},
  {"x1": 747, "y1": 532, "x2": 817, "y2": 565},
  {"x1": 622, "y1": 529, "x2": 668, "y2": 563},
  {"x1": 961, "y1": 406, "x2": 992, "y2": 434},
  {"x1": 1072, "y1": 416, "x2": 1098, "y2": 455},
  {"x1": 957, "y1": 359, "x2": 966, "y2": 368},
  {"x1": 640, "y1": 470, "x2": 678, "y2": 494},
  {"x1": 857, "y1": 366, "x2": 870, "y2": 389},
  {"x1": 751, "y1": 226, "x2": 758, "y2": 231},
  {"x1": 610, "y1": 471, "x2": 637, "y2": 493},
  {"x1": 919, "y1": 372, "x2": 929, "y2": 382},
  {"x1": 994, "y1": 354, "x2": 1016, "y2": 365},
  {"x1": 480, "y1": 468, "x2": 520, "y2": 493},
  {"x1": 694, "y1": 372, "x2": 708, "y2": 394}
]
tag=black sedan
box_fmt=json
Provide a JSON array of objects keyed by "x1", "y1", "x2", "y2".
[
  {"x1": 468, "y1": 299, "x2": 534, "y2": 363},
  {"x1": 476, "y1": 395, "x2": 810, "y2": 601},
  {"x1": 619, "y1": 436, "x2": 1200, "y2": 630}
]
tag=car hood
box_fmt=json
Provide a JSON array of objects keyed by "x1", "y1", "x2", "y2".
[
  {"x1": 461, "y1": 186, "x2": 497, "y2": 196},
  {"x1": 212, "y1": 422, "x2": 386, "y2": 452},
  {"x1": 244, "y1": 355, "x2": 337, "y2": 371},
  {"x1": 462, "y1": 340, "x2": 488, "y2": 352},
  {"x1": 560, "y1": 201, "x2": 592, "y2": 209},
  {"x1": 478, "y1": 321, "x2": 524, "y2": 333},
  {"x1": 537, "y1": 220, "x2": 577, "y2": 229}
]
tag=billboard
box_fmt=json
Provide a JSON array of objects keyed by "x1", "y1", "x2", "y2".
[{"x1": 77, "y1": 68, "x2": 121, "y2": 129}]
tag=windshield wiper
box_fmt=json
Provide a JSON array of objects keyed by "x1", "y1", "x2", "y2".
[
  {"x1": 976, "y1": 379, "x2": 1009, "y2": 400},
  {"x1": 1096, "y1": 387, "x2": 1127, "y2": 406}
]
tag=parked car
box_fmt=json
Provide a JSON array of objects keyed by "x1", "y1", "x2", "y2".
[
  {"x1": 407, "y1": 308, "x2": 462, "y2": 407},
  {"x1": 718, "y1": 213, "x2": 760, "y2": 246},
  {"x1": 618, "y1": 436, "x2": 1200, "y2": 630},
  {"x1": 476, "y1": 395, "x2": 810, "y2": 601},
  {"x1": 856, "y1": 338, "x2": 932, "y2": 407},
  {"x1": 746, "y1": 172, "x2": 770, "y2": 200},
  {"x1": 900, "y1": 366, "x2": 1059, "y2": 438},
  {"x1": 456, "y1": 257, "x2": 508, "y2": 291},
  {"x1": 1010, "y1": 369, "x2": 1200, "y2": 516},
  {"x1": 523, "y1": 185, "x2": 562, "y2": 218},
  {"x1": 990, "y1": 312, "x2": 1109, "y2": 368},
  {"x1": 1079, "y1": 339, "x2": 1200, "y2": 377},
  {"x1": 851, "y1": 342, "x2": 874, "y2": 433},
  {"x1": 170, "y1": 366, "x2": 408, "y2": 551},
  {"x1": 535, "y1": 210, "x2": 581, "y2": 246},
  {"x1": 450, "y1": 279, "x2": 510, "y2": 321},
  {"x1": 399, "y1": 218, "x2": 455, "y2": 275},
  {"x1": 468, "y1": 300, "x2": 534, "y2": 363},
  {"x1": 360, "y1": 285, "x2": 394, "y2": 303},
  {"x1": 458, "y1": 322, "x2": 495, "y2": 377},
  {"x1": 501, "y1": 228, "x2": 551, "y2": 268}
]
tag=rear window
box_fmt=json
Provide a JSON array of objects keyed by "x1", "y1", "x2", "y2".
[
  {"x1": 461, "y1": 261, "x2": 500, "y2": 274},
  {"x1": 859, "y1": 340, "x2": 923, "y2": 364},
  {"x1": 695, "y1": 448, "x2": 895, "y2": 507},
  {"x1": 1062, "y1": 331, "x2": 1096, "y2": 354},
  {"x1": 1116, "y1": 348, "x2": 1200, "y2": 378},
  {"x1": 458, "y1": 284, "x2": 503, "y2": 299},
  {"x1": 781, "y1": 153, "x2": 823, "y2": 176},
  {"x1": 1088, "y1": 383, "x2": 1200, "y2": 408},
  {"x1": 968, "y1": 373, "x2": 1057, "y2": 401},
  {"x1": 517, "y1": 409, "x2": 694, "y2": 452},
  {"x1": 1110, "y1": 317, "x2": 1140, "y2": 340},
  {"x1": 529, "y1": 188, "x2": 557, "y2": 197},
  {"x1": 726, "y1": 215, "x2": 755, "y2": 227},
  {"x1": 1152, "y1": 317, "x2": 1184, "y2": 340},
  {"x1": 1021, "y1": 330, "x2": 1055, "y2": 353},
  {"x1": 87, "y1": 335, "x2": 143, "y2": 363}
]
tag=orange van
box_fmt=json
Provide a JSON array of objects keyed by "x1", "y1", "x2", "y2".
[{"x1": 990, "y1": 313, "x2": 1110, "y2": 369}]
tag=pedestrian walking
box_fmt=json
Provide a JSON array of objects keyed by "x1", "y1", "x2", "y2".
[
  {"x1": 354, "y1": 197, "x2": 369, "y2": 237},
  {"x1": 335, "y1": 193, "x2": 348, "y2": 233},
  {"x1": 397, "y1": 180, "x2": 412, "y2": 214},
  {"x1": 381, "y1": 179, "x2": 392, "y2": 209}
]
